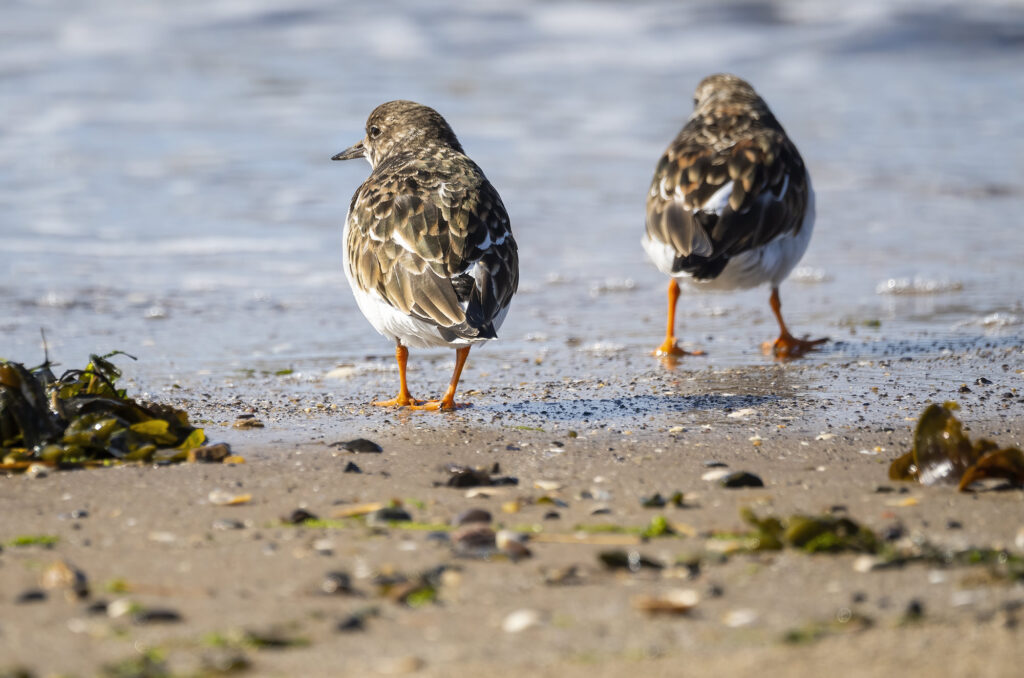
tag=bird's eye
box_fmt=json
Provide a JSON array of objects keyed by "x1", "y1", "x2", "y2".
[{"x1": 369, "y1": 125, "x2": 381, "y2": 139}]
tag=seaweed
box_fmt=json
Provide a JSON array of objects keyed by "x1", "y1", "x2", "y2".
[
  {"x1": 889, "y1": 402, "x2": 1024, "y2": 490},
  {"x1": 0, "y1": 353, "x2": 206, "y2": 470},
  {"x1": 741, "y1": 508, "x2": 880, "y2": 554}
]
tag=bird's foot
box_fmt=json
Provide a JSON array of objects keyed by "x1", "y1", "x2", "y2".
[
  {"x1": 763, "y1": 333, "x2": 828, "y2": 359},
  {"x1": 654, "y1": 338, "x2": 705, "y2": 358},
  {"x1": 372, "y1": 394, "x2": 423, "y2": 407},
  {"x1": 410, "y1": 398, "x2": 470, "y2": 412}
]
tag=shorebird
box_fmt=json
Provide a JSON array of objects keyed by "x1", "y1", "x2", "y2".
[
  {"x1": 333, "y1": 101, "x2": 518, "y2": 410},
  {"x1": 643, "y1": 74, "x2": 826, "y2": 359}
]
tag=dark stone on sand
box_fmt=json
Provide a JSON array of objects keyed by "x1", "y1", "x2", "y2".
[
  {"x1": 369, "y1": 507, "x2": 412, "y2": 524},
  {"x1": 283, "y1": 508, "x2": 318, "y2": 524},
  {"x1": 133, "y1": 608, "x2": 183, "y2": 624},
  {"x1": 332, "y1": 438, "x2": 382, "y2": 453},
  {"x1": 336, "y1": 614, "x2": 366, "y2": 632},
  {"x1": 189, "y1": 443, "x2": 232, "y2": 463},
  {"x1": 15, "y1": 589, "x2": 47, "y2": 604},
  {"x1": 452, "y1": 524, "x2": 496, "y2": 551},
  {"x1": 452, "y1": 508, "x2": 492, "y2": 526},
  {"x1": 446, "y1": 467, "x2": 492, "y2": 487},
  {"x1": 543, "y1": 511, "x2": 561, "y2": 520},
  {"x1": 343, "y1": 461, "x2": 362, "y2": 473},
  {"x1": 904, "y1": 599, "x2": 925, "y2": 621},
  {"x1": 720, "y1": 471, "x2": 764, "y2": 488},
  {"x1": 85, "y1": 600, "x2": 109, "y2": 615},
  {"x1": 881, "y1": 524, "x2": 905, "y2": 541},
  {"x1": 946, "y1": 519, "x2": 963, "y2": 530},
  {"x1": 641, "y1": 493, "x2": 667, "y2": 508},
  {"x1": 976, "y1": 377, "x2": 992, "y2": 385},
  {"x1": 598, "y1": 549, "x2": 663, "y2": 571},
  {"x1": 703, "y1": 460, "x2": 728, "y2": 468}
]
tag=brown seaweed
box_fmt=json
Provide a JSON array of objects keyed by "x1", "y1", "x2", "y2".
[{"x1": 889, "y1": 402, "x2": 1024, "y2": 491}]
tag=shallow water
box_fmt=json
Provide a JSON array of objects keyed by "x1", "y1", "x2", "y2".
[{"x1": 2, "y1": 0, "x2": 1023, "y2": 403}]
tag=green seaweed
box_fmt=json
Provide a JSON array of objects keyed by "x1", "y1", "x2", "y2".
[
  {"x1": 1, "y1": 353, "x2": 206, "y2": 470},
  {"x1": 6, "y1": 534, "x2": 59, "y2": 548},
  {"x1": 741, "y1": 509, "x2": 879, "y2": 554}
]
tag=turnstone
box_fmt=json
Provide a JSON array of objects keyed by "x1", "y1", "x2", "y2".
[
  {"x1": 643, "y1": 73, "x2": 827, "y2": 359},
  {"x1": 332, "y1": 100, "x2": 518, "y2": 410}
]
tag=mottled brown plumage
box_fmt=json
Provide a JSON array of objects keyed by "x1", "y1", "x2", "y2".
[
  {"x1": 646, "y1": 73, "x2": 809, "y2": 280},
  {"x1": 332, "y1": 100, "x2": 518, "y2": 409},
  {"x1": 643, "y1": 74, "x2": 826, "y2": 359}
]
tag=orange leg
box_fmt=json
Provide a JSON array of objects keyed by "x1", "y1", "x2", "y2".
[
  {"x1": 654, "y1": 279, "x2": 704, "y2": 357},
  {"x1": 763, "y1": 287, "x2": 827, "y2": 359},
  {"x1": 413, "y1": 346, "x2": 471, "y2": 411},
  {"x1": 372, "y1": 341, "x2": 422, "y2": 407}
]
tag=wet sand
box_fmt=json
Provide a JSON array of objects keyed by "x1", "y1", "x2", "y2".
[{"x1": 3, "y1": 350, "x2": 1023, "y2": 677}]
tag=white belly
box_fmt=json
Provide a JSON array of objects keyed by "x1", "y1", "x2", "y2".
[
  {"x1": 643, "y1": 181, "x2": 815, "y2": 292},
  {"x1": 342, "y1": 215, "x2": 507, "y2": 349}
]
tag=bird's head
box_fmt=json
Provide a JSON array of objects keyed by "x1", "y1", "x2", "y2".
[{"x1": 332, "y1": 100, "x2": 464, "y2": 169}]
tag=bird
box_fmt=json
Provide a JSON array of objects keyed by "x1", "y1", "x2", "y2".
[
  {"x1": 643, "y1": 73, "x2": 827, "y2": 359},
  {"x1": 332, "y1": 100, "x2": 518, "y2": 410}
]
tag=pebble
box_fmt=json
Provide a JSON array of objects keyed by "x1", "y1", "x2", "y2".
[
  {"x1": 533, "y1": 480, "x2": 562, "y2": 491},
  {"x1": 904, "y1": 599, "x2": 925, "y2": 621},
  {"x1": 333, "y1": 438, "x2": 382, "y2": 453},
  {"x1": 283, "y1": 508, "x2": 318, "y2": 524},
  {"x1": 701, "y1": 469, "x2": 731, "y2": 482},
  {"x1": 502, "y1": 608, "x2": 542, "y2": 633},
  {"x1": 212, "y1": 518, "x2": 246, "y2": 531},
  {"x1": 598, "y1": 550, "x2": 662, "y2": 572},
  {"x1": 41, "y1": 560, "x2": 89, "y2": 599},
  {"x1": 1016, "y1": 527, "x2": 1024, "y2": 551},
  {"x1": 320, "y1": 571, "x2": 354, "y2": 595},
  {"x1": 336, "y1": 614, "x2": 366, "y2": 632},
  {"x1": 187, "y1": 443, "x2": 232, "y2": 463},
  {"x1": 452, "y1": 524, "x2": 496, "y2": 551},
  {"x1": 133, "y1": 608, "x2": 183, "y2": 625},
  {"x1": 368, "y1": 507, "x2": 412, "y2": 525},
  {"x1": 723, "y1": 608, "x2": 758, "y2": 628},
  {"x1": 26, "y1": 464, "x2": 48, "y2": 478},
  {"x1": 452, "y1": 508, "x2": 492, "y2": 526},
  {"x1": 232, "y1": 418, "x2": 264, "y2": 429},
  {"x1": 312, "y1": 538, "x2": 334, "y2": 555},
  {"x1": 15, "y1": 589, "x2": 47, "y2": 604},
  {"x1": 343, "y1": 461, "x2": 362, "y2": 473},
  {"x1": 719, "y1": 471, "x2": 764, "y2": 488},
  {"x1": 702, "y1": 460, "x2": 728, "y2": 468},
  {"x1": 543, "y1": 511, "x2": 561, "y2": 520}
]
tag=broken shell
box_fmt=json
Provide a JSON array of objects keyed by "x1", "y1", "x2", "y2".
[
  {"x1": 633, "y1": 588, "x2": 699, "y2": 615},
  {"x1": 502, "y1": 609, "x2": 542, "y2": 633},
  {"x1": 208, "y1": 489, "x2": 252, "y2": 506}
]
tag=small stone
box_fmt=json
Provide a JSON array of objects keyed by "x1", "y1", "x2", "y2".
[
  {"x1": 533, "y1": 480, "x2": 562, "y2": 491},
  {"x1": 336, "y1": 614, "x2": 366, "y2": 632},
  {"x1": 502, "y1": 608, "x2": 542, "y2": 633},
  {"x1": 343, "y1": 461, "x2": 362, "y2": 473},
  {"x1": 446, "y1": 466, "x2": 492, "y2": 488},
  {"x1": 321, "y1": 571, "x2": 353, "y2": 595},
  {"x1": 85, "y1": 600, "x2": 109, "y2": 615},
  {"x1": 452, "y1": 508, "x2": 492, "y2": 526},
  {"x1": 706, "y1": 583, "x2": 724, "y2": 598},
  {"x1": 452, "y1": 524, "x2": 496, "y2": 553},
  {"x1": 15, "y1": 589, "x2": 47, "y2": 604},
  {"x1": 212, "y1": 518, "x2": 246, "y2": 531},
  {"x1": 283, "y1": 508, "x2": 318, "y2": 524},
  {"x1": 598, "y1": 550, "x2": 662, "y2": 571},
  {"x1": 332, "y1": 438, "x2": 382, "y2": 453},
  {"x1": 641, "y1": 493, "x2": 667, "y2": 508},
  {"x1": 543, "y1": 511, "x2": 561, "y2": 520},
  {"x1": 976, "y1": 377, "x2": 992, "y2": 385},
  {"x1": 26, "y1": 464, "x2": 48, "y2": 478},
  {"x1": 1016, "y1": 527, "x2": 1024, "y2": 551},
  {"x1": 701, "y1": 469, "x2": 731, "y2": 482},
  {"x1": 719, "y1": 471, "x2": 764, "y2": 488},
  {"x1": 590, "y1": 506, "x2": 612, "y2": 515},
  {"x1": 851, "y1": 591, "x2": 868, "y2": 604},
  {"x1": 946, "y1": 519, "x2": 963, "y2": 530},
  {"x1": 881, "y1": 524, "x2": 905, "y2": 541},
  {"x1": 903, "y1": 599, "x2": 925, "y2": 622},
  {"x1": 187, "y1": 443, "x2": 232, "y2": 463},
  {"x1": 41, "y1": 560, "x2": 89, "y2": 599},
  {"x1": 232, "y1": 418, "x2": 265, "y2": 429},
  {"x1": 312, "y1": 538, "x2": 334, "y2": 555},
  {"x1": 723, "y1": 608, "x2": 758, "y2": 628},
  {"x1": 133, "y1": 608, "x2": 183, "y2": 625},
  {"x1": 368, "y1": 507, "x2": 412, "y2": 525},
  {"x1": 958, "y1": 384, "x2": 971, "y2": 393},
  {"x1": 71, "y1": 509, "x2": 89, "y2": 519}
]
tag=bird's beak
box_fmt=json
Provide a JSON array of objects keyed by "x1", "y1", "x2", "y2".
[{"x1": 331, "y1": 141, "x2": 366, "y2": 161}]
